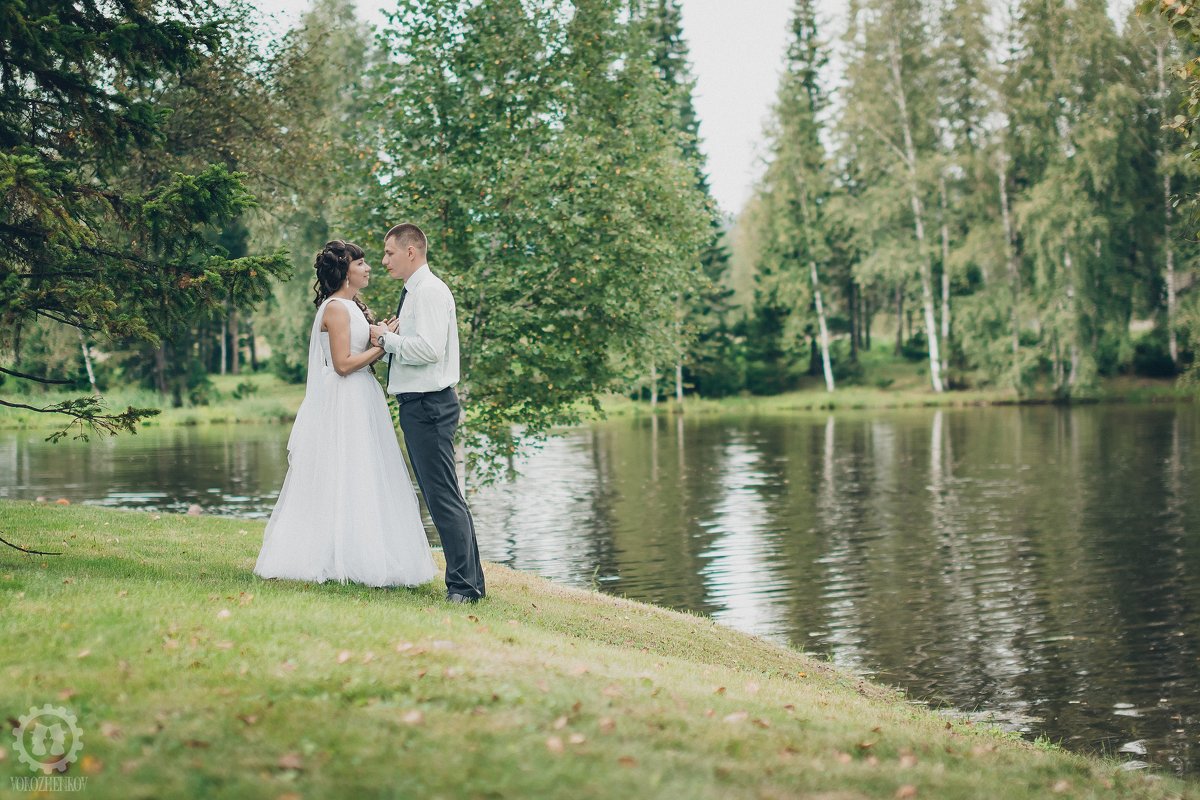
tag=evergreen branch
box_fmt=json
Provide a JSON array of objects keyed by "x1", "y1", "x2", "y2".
[
  {"x1": 0, "y1": 533, "x2": 62, "y2": 556},
  {"x1": 0, "y1": 396, "x2": 160, "y2": 442},
  {"x1": 0, "y1": 366, "x2": 75, "y2": 385}
]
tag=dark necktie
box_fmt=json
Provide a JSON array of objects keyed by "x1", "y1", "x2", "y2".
[{"x1": 387, "y1": 287, "x2": 407, "y2": 374}]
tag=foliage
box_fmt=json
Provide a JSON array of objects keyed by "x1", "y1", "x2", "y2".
[
  {"x1": 356, "y1": 0, "x2": 710, "y2": 475},
  {"x1": 0, "y1": 0, "x2": 289, "y2": 437}
]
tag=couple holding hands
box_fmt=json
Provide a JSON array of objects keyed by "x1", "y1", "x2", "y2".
[{"x1": 254, "y1": 223, "x2": 485, "y2": 605}]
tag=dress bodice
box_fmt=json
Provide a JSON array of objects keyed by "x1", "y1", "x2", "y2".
[{"x1": 319, "y1": 297, "x2": 371, "y2": 368}]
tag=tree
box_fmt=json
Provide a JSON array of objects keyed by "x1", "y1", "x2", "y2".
[
  {"x1": 645, "y1": 0, "x2": 736, "y2": 402},
  {"x1": 839, "y1": 0, "x2": 945, "y2": 392},
  {"x1": 358, "y1": 0, "x2": 709, "y2": 475},
  {"x1": 0, "y1": 0, "x2": 289, "y2": 437},
  {"x1": 751, "y1": 0, "x2": 837, "y2": 392}
]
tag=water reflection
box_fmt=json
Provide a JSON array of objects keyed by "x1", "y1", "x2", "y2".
[{"x1": 1, "y1": 405, "x2": 1198, "y2": 775}]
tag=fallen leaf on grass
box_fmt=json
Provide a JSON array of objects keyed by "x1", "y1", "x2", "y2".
[
  {"x1": 336, "y1": 650, "x2": 352, "y2": 664},
  {"x1": 215, "y1": 641, "x2": 234, "y2": 650},
  {"x1": 361, "y1": 652, "x2": 375, "y2": 664},
  {"x1": 714, "y1": 686, "x2": 726, "y2": 695},
  {"x1": 752, "y1": 718, "x2": 771, "y2": 729},
  {"x1": 895, "y1": 786, "x2": 917, "y2": 799},
  {"x1": 568, "y1": 733, "x2": 586, "y2": 745},
  {"x1": 599, "y1": 717, "x2": 616, "y2": 733},
  {"x1": 618, "y1": 756, "x2": 637, "y2": 768},
  {"x1": 279, "y1": 660, "x2": 297, "y2": 672},
  {"x1": 395, "y1": 641, "x2": 415, "y2": 653},
  {"x1": 553, "y1": 716, "x2": 569, "y2": 730},
  {"x1": 0, "y1": 747, "x2": 7, "y2": 762},
  {"x1": 237, "y1": 715, "x2": 258, "y2": 727},
  {"x1": 545, "y1": 736, "x2": 565, "y2": 754},
  {"x1": 857, "y1": 741, "x2": 876, "y2": 751},
  {"x1": 835, "y1": 752, "x2": 853, "y2": 764},
  {"x1": 79, "y1": 755, "x2": 103, "y2": 775},
  {"x1": 57, "y1": 689, "x2": 76, "y2": 701},
  {"x1": 745, "y1": 682, "x2": 760, "y2": 695},
  {"x1": 723, "y1": 711, "x2": 748, "y2": 724},
  {"x1": 277, "y1": 753, "x2": 303, "y2": 771},
  {"x1": 602, "y1": 685, "x2": 622, "y2": 698},
  {"x1": 216, "y1": 609, "x2": 231, "y2": 620},
  {"x1": 185, "y1": 740, "x2": 209, "y2": 749},
  {"x1": 899, "y1": 753, "x2": 918, "y2": 768},
  {"x1": 570, "y1": 665, "x2": 589, "y2": 676},
  {"x1": 99, "y1": 722, "x2": 122, "y2": 740},
  {"x1": 1052, "y1": 780, "x2": 1072, "y2": 794},
  {"x1": 76, "y1": 649, "x2": 91, "y2": 659},
  {"x1": 401, "y1": 710, "x2": 424, "y2": 725}
]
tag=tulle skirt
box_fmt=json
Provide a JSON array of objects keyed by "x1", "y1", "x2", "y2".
[{"x1": 254, "y1": 367, "x2": 438, "y2": 588}]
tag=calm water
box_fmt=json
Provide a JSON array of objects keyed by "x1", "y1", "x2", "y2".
[{"x1": 2, "y1": 405, "x2": 1198, "y2": 775}]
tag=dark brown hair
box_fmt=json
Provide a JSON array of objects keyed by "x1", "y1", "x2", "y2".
[{"x1": 312, "y1": 240, "x2": 374, "y2": 323}]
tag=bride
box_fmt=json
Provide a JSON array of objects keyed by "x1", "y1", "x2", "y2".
[{"x1": 254, "y1": 240, "x2": 438, "y2": 588}]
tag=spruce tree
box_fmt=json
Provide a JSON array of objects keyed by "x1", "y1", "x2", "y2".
[{"x1": 0, "y1": 0, "x2": 288, "y2": 438}]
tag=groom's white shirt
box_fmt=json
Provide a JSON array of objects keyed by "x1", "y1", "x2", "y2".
[{"x1": 379, "y1": 263, "x2": 460, "y2": 394}]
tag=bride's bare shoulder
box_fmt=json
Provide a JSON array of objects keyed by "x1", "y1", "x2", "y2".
[{"x1": 320, "y1": 299, "x2": 349, "y2": 331}]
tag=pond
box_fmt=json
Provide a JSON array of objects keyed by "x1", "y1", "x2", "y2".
[{"x1": 2, "y1": 404, "x2": 1198, "y2": 775}]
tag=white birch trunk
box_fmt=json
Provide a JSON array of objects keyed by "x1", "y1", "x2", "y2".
[
  {"x1": 938, "y1": 175, "x2": 951, "y2": 380},
  {"x1": 78, "y1": 329, "x2": 98, "y2": 395},
  {"x1": 810, "y1": 262, "x2": 835, "y2": 393},
  {"x1": 888, "y1": 35, "x2": 943, "y2": 393},
  {"x1": 1157, "y1": 39, "x2": 1179, "y2": 366},
  {"x1": 997, "y1": 147, "x2": 1021, "y2": 390},
  {"x1": 798, "y1": 192, "x2": 835, "y2": 393},
  {"x1": 648, "y1": 363, "x2": 658, "y2": 410}
]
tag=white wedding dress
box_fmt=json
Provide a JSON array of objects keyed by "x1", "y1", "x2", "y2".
[{"x1": 254, "y1": 297, "x2": 438, "y2": 587}]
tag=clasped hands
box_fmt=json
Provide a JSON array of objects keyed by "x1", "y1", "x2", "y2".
[{"x1": 368, "y1": 316, "x2": 400, "y2": 348}]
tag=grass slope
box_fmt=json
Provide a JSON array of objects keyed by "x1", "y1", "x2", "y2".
[{"x1": 0, "y1": 502, "x2": 1192, "y2": 799}]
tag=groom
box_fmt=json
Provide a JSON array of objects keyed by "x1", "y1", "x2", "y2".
[{"x1": 369, "y1": 223, "x2": 485, "y2": 604}]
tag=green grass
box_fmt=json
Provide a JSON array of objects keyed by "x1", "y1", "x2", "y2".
[
  {"x1": 0, "y1": 374, "x2": 306, "y2": 431},
  {"x1": 1, "y1": 501, "x2": 1193, "y2": 798}
]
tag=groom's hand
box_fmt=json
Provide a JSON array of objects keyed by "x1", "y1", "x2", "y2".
[{"x1": 385, "y1": 317, "x2": 400, "y2": 333}]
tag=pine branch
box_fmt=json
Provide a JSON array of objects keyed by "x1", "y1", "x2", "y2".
[
  {"x1": 0, "y1": 396, "x2": 161, "y2": 442},
  {"x1": 0, "y1": 366, "x2": 75, "y2": 385},
  {"x1": 0, "y1": 533, "x2": 62, "y2": 556}
]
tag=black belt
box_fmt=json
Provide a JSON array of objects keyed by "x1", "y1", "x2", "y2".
[{"x1": 397, "y1": 386, "x2": 451, "y2": 404}]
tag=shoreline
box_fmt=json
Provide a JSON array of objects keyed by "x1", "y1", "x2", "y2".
[
  {"x1": 0, "y1": 500, "x2": 1192, "y2": 797},
  {"x1": 0, "y1": 373, "x2": 1192, "y2": 434}
]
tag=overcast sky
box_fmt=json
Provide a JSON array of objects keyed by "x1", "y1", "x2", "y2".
[{"x1": 256, "y1": 0, "x2": 1135, "y2": 218}]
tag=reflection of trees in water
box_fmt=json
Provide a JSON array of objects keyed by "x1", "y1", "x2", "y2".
[
  {"x1": 0, "y1": 427, "x2": 290, "y2": 515},
  {"x1": 6, "y1": 408, "x2": 1200, "y2": 772}
]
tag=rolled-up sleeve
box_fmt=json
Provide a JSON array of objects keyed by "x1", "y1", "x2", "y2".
[{"x1": 382, "y1": 285, "x2": 449, "y2": 365}]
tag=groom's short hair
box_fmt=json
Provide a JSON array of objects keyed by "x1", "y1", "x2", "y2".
[{"x1": 386, "y1": 223, "x2": 427, "y2": 254}]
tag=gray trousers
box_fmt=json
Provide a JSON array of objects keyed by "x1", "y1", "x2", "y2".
[{"x1": 397, "y1": 386, "x2": 485, "y2": 598}]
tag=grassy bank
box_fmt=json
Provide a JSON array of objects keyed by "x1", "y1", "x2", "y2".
[{"x1": 0, "y1": 501, "x2": 1191, "y2": 798}]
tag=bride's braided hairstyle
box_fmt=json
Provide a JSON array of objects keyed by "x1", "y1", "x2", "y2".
[{"x1": 312, "y1": 240, "x2": 375, "y2": 323}]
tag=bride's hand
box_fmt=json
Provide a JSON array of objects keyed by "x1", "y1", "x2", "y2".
[{"x1": 368, "y1": 323, "x2": 389, "y2": 343}]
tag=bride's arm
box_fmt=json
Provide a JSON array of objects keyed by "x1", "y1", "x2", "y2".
[{"x1": 324, "y1": 302, "x2": 384, "y2": 376}]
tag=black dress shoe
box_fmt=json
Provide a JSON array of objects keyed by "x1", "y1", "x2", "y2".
[{"x1": 446, "y1": 592, "x2": 475, "y2": 604}]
